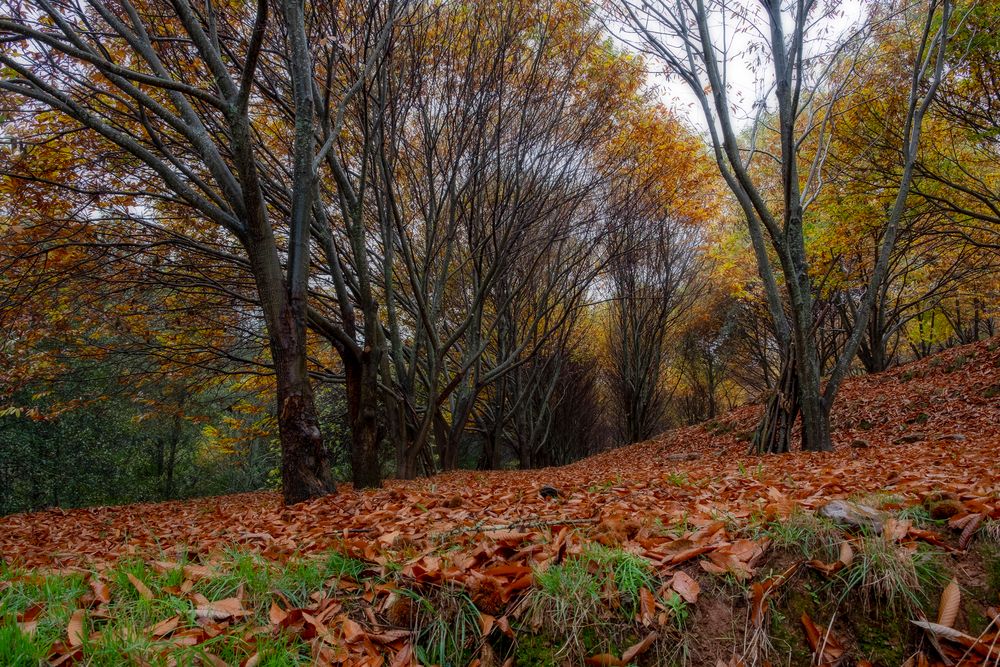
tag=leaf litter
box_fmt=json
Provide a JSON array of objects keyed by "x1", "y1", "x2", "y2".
[{"x1": 0, "y1": 338, "x2": 998, "y2": 665}]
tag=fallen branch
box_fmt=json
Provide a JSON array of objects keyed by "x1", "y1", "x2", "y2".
[{"x1": 431, "y1": 517, "x2": 598, "y2": 542}]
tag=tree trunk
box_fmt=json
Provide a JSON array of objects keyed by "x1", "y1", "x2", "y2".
[
  {"x1": 275, "y1": 342, "x2": 333, "y2": 504},
  {"x1": 795, "y1": 331, "x2": 833, "y2": 453},
  {"x1": 753, "y1": 330, "x2": 834, "y2": 454},
  {"x1": 345, "y1": 350, "x2": 382, "y2": 489}
]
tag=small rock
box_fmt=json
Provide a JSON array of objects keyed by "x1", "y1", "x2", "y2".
[
  {"x1": 539, "y1": 485, "x2": 559, "y2": 500},
  {"x1": 851, "y1": 439, "x2": 871, "y2": 449},
  {"x1": 937, "y1": 433, "x2": 966, "y2": 442},
  {"x1": 893, "y1": 432, "x2": 929, "y2": 444},
  {"x1": 818, "y1": 500, "x2": 886, "y2": 534}
]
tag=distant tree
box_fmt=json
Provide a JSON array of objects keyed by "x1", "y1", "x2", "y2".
[{"x1": 616, "y1": 0, "x2": 955, "y2": 453}]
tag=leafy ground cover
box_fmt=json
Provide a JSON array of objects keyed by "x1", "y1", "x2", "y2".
[{"x1": 2, "y1": 338, "x2": 999, "y2": 665}]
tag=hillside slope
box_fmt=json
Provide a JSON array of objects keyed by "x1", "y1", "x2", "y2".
[
  {"x1": 2, "y1": 338, "x2": 999, "y2": 665},
  {"x1": 4, "y1": 337, "x2": 997, "y2": 568}
]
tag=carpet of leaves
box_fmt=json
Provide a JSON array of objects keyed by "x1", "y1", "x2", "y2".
[{"x1": 2, "y1": 338, "x2": 999, "y2": 665}]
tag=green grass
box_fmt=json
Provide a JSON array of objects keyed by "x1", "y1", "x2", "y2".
[
  {"x1": 896, "y1": 503, "x2": 946, "y2": 528},
  {"x1": 402, "y1": 585, "x2": 481, "y2": 667},
  {"x1": 747, "y1": 509, "x2": 840, "y2": 556},
  {"x1": 0, "y1": 547, "x2": 369, "y2": 666},
  {"x1": 585, "y1": 544, "x2": 655, "y2": 612},
  {"x1": 0, "y1": 566, "x2": 89, "y2": 663},
  {"x1": 665, "y1": 471, "x2": 689, "y2": 486},
  {"x1": 835, "y1": 534, "x2": 946, "y2": 614},
  {"x1": 525, "y1": 545, "x2": 672, "y2": 663}
]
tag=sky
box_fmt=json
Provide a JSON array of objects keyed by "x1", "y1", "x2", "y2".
[{"x1": 629, "y1": 0, "x2": 870, "y2": 131}]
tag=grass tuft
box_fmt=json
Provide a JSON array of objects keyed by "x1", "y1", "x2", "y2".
[
  {"x1": 402, "y1": 584, "x2": 481, "y2": 667},
  {"x1": 836, "y1": 534, "x2": 945, "y2": 614}
]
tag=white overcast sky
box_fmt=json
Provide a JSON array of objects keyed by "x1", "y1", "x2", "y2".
[{"x1": 628, "y1": 0, "x2": 869, "y2": 131}]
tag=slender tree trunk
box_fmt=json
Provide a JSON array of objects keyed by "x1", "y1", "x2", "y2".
[{"x1": 344, "y1": 350, "x2": 382, "y2": 489}]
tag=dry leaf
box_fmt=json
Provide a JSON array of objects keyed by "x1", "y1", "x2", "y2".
[
  {"x1": 639, "y1": 586, "x2": 656, "y2": 626},
  {"x1": 194, "y1": 597, "x2": 249, "y2": 621},
  {"x1": 671, "y1": 571, "x2": 700, "y2": 603},
  {"x1": 959, "y1": 514, "x2": 982, "y2": 550},
  {"x1": 937, "y1": 579, "x2": 960, "y2": 628},
  {"x1": 146, "y1": 615, "x2": 180, "y2": 638},
  {"x1": 268, "y1": 601, "x2": 287, "y2": 626},
  {"x1": 126, "y1": 573, "x2": 154, "y2": 600},
  {"x1": 89, "y1": 578, "x2": 111, "y2": 604},
  {"x1": 621, "y1": 631, "x2": 657, "y2": 663},
  {"x1": 67, "y1": 609, "x2": 85, "y2": 646},
  {"x1": 838, "y1": 540, "x2": 854, "y2": 567}
]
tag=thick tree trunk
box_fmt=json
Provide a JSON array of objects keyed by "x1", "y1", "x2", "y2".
[
  {"x1": 795, "y1": 333, "x2": 833, "y2": 453},
  {"x1": 274, "y1": 340, "x2": 333, "y2": 505}
]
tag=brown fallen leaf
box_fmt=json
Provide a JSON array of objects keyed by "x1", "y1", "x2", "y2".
[
  {"x1": 638, "y1": 586, "x2": 656, "y2": 626},
  {"x1": 202, "y1": 652, "x2": 228, "y2": 667},
  {"x1": 838, "y1": 540, "x2": 854, "y2": 567},
  {"x1": 17, "y1": 602, "x2": 44, "y2": 636},
  {"x1": 369, "y1": 629, "x2": 411, "y2": 644},
  {"x1": 670, "y1": 571, "x2": 700, "y2": 603},
  {"x1": 182, "y1": 564, "x2": 217, "y2": 580},
  {"x1": 959, "y1": 513, "x2": 982, "y2": 550},
  {"x1": 584, "y1": 653, "x2": 625, "y2": 666},
  {"x1": 937, "y1": 579, "x2": 960, "y2": 628},
  {"x1": 750, "y1": 562, "x2": 798, "y2": 628},
  {"x1": 146, "y1": 615, "x2": 180, "y2": 638},
  {"x1": 268, "y1": 601, "x2": 288, "y2": 626},
  {"x1": 89, "y1": 578, "x2": 111, "y2": 604},
  {"x1": 621, "y1": 631, "x2": 657, "y2": 663},
  {"x1": 67, "y1": 609, "x2": 86, "y2": 647},
  {"x1": 342, "y1": 617, "x2": 365, "y2": 642},
  {"x1": 801, "y1": 612, "x2": 845, "y2": 665},
  {"x1": 126, "y1": 573, "x2": 154, "y2": 600},
  {"x1": 194, "y1": 597, "x2": 249, "y2": 621},
  {"x1": 391, "y1": 642, "x2": 415, "y2": 667}
]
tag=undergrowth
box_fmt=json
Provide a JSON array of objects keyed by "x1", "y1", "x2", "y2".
[
  {"x1": 0, "y1": 547, "x2": 368, "y2": 666},
  {"x1": 524, "y1": 544, "x2": 682, "y2": 663}
]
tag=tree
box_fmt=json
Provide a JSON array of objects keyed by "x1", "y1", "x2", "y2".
[
  {"x1": 616, "y1": 0, "x2": 955, "y2": 453},
  {"x1": 0, "y1": 0, "x2": 408, "y2": 501}
]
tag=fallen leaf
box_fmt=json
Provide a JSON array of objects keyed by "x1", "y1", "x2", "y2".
[
  {"x1": 89, "y1": 578, "x2": 111, "y2": 604},
  {"x1": 269, "y1": 601, "x2": 288, "y2": 626},
  {"x1": 639, "y1": 586, "x2": 655, "y2": 626},
  {"x1": 146, "y1": 615, "x2": 180, "y2": 638},
  {"x1": 670, "y1": 571, "x2": 700, "y2": 603},
  {"x1": 621, "y1": 631, "x2": 657, "y2": 663},
  {"x1": 342, "y1": 617, "x2": 365, "y2": 642},
  {"x1": 126, "y1": 573, "x2": 154, "y2": 600},
  {"x1": 937, "y1": 579, "x2": 960, "y2": 628},
  {"x1": 959, "y1": 514, "x2": 982, "y2": 550},
  {"x1": 838, "y1": 540, "x2": 854, "y2": 567},
  {"x1": 194, "y1": 597, "x2": 249, "y2": 621},
  {"x1": 67, "y1": 609, "x2": 85, "y2": 646}
]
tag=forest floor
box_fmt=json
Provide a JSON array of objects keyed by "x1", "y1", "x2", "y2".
[{"x1": 1, "y1": 338, "x2": 999, "y2": 666}]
